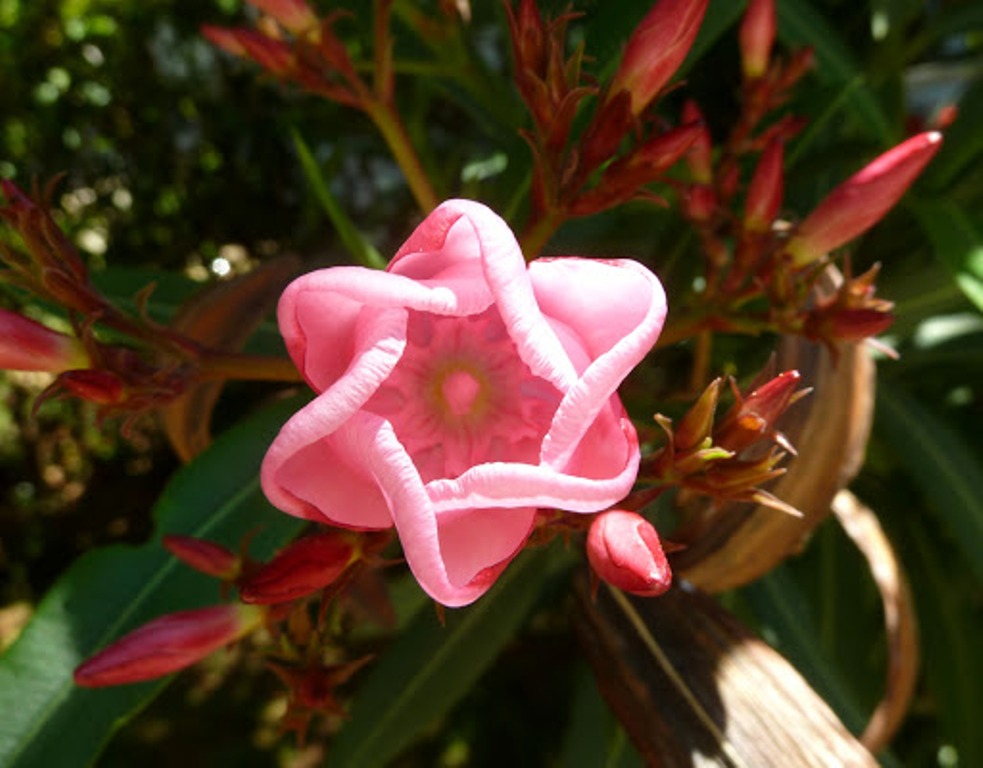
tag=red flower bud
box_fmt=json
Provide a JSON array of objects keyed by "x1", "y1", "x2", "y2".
[
  {"x1": 683, "y1": 185, "x2": 716, "y2": 222},
  {"x1": 74, "y1": 604, "x2": 263, "y2": 687},
  {"x1": 247, "y1": 0, "x2": 318, "y2": 36},
  {"x1": 739, "y1": 0, "x2": 776, "y2": 79},
  {"x1": 787, "y1": 132, "x2": 942, "y2": 265},
  {"x1": 57, "y1": 369, "x2": 125, "y2": 405},
  {"x1": 163, "y1": 535, "x2": 241, "y2": 580},
  {"x1": 202, "y1": 26, "x2": 295, "y2": 76},
  {"x1": 609, "y1": 0, "x2": 709, "y2": 115},
  {"x1": 587, "y1": 510, "x2": 672, "y2": 597},
  {"x1": 0, "y1": 309, "x2": 88, "y2": 373},
  {"x1": 744, "y1": 139, "x2": 784, "y2": 232},
  {"x1": 681, "y1": 100, "x2": 712, "y2": 183},
  {"x1": 238, "y1": 531, "x2": 359, "y2": 604},
  {"x1": 715, "y1": 370, "x2": 803, "y2": 454}
]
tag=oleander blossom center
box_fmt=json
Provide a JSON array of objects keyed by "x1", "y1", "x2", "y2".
[{"x1": 366, "y1": 307, "x2": 563, "y2": 483}]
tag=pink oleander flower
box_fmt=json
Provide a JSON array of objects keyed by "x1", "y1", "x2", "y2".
[
  {"x1": 586, "y1": 509, "x2": 672, "y2": 597},
  {"x1": 74, "y1": 604, "x2": 263, "y2": 687},
  {"x1": 0, "y1": 309, "x2": 88, "y2": 373},
  {"x1": 786, "y1": 131, "x2": 943, "y2": 265},
  {"x1": 261, "y1": 200, "x2": 666, "y2": 607}
]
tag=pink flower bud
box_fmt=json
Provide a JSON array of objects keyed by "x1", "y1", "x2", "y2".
[
  {"x1": 163, "y1": 535, "x2": 241, "y2": 580},
  {"x1": 587, "y1": 510, "x2": 672, "y2": 597},
  {"x1": 744, "y1": 139, "x2": 784, "y2": 232},
  {"x1": 246, "y1": 0, "x2": 318, "y2": 36},
  {"x1": 238, "y1": 531, "x2": 359, "y2": 605},
  {"x1": 609, "y1": 0, "x2": 709, "y2": 115},
  {"x1": 0, "y1": 309, "x2": 88, "y2": 373},
  {"x1": 787, "y1": 132, "x2": 943, "y2": 265},
  {"x1": 739, "y1": 0, "x2": 776, "y2": 79},
  {"x1": 74, "y1": 604, "x2": 263, "y2": 687}
]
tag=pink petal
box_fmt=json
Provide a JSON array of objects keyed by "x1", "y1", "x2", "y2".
[
  {"x1": 340, "y1": 412, "x2": 534, "y2": 606},
  {"x1": 261, "y1": 397, "x2": 395, "y2": 529},
  {"x1": 425, "y1": 409, "x2": 639, "y2": 513},
  {"x1": 531, "y1": 258, "x2": 666, "y2": 468},
  {"x1": 395, "y1": 200, "x2": 578, "y2": 389}
]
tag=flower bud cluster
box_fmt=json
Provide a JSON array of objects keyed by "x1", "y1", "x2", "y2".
[
  {"x1": 202, "y1": 1, "x2": 370, "y2": 109},
  {"x1": 505, "y1": 0, "x2": 708, "y2": 238},
  {"x1": 646, "y1": 371, "x2": 808, "y2": 516},
  {"x1": 669, "y1": 0, "x2": 941, "y2": 351},
  {"x1": 74, "y1": 527, "x2": 386, "y2": 739}
]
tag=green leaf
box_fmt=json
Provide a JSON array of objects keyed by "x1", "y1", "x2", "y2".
[
  {"x1": 875, "y1": 381, "x2": 983, "y2": 583},
  {"x1": 0, "y1": 396, "x2": 309, "y2": 768},
  {"x1": 777, "y1": 0, "x2": 893, "y2": 143},
  {"x1": 886, "y1": 511, "x2": 983, "y2": 767},
  {"x1": 290, "y1": 129, "x2": 386, "y2": 270},
  {"x1": 911, "y1": 198, "x2": 983, "y2": 313},
  {"x1": 328, "y1": 547, "x2": 558, "y2": 768}
]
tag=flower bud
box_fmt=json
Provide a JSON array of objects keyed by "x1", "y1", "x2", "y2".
[
  {"x1": 715, "y1": 370, "x2": 803, "y2": 454},
  {"x1": 57, "y1": 369, "x2": 125, "y2": 405},
  {"x1": 674, "y1": 377, "x2": 722, "y2": 452},
  {"x1": 744, "y1": 139, "x2": 784, "y2": 232},
  {"x1": 247, "y1": 0, "x2": 318, "y2": 36},
  {"x1": 739, "y1": 0, "x2": 776, "y2": 80},
  {"x1": 0, "y1": 309, "x2": 88, "y2": 373},
  {"x1": 163, "y1": 535, "x2": 241, "y2": 580},
  {"x1": 238, "y1": 531, "x2": 359, "y2": 605},
  {"x1": 608, "y1": 0, "x2": 709, "y2": 115},
  {"x1": 786, "y1": 132, "x2": 942, "y2": 265},
  {"x1": 74, "y1": 604, "x2": 263, "y2": 687},
  {"x1": 587, "y1": 510, "x2": 672, "y2": 597},
  {"x1": 681, "y1": 100, "x2": 712, "y2": 183}
]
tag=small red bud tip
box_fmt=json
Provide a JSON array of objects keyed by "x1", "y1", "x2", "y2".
[
  {"x1": 787, "y1": 132, "x2": 943, "y2": 265},
  {"x1": 238, "y1": 531, "x2": 359, "y2": 604},
  {"x1": 739, "y1": 0, "x2": 776, "y2": 79},
  {"x1": 74, "y1": 604, "x2": 262, "y2": 687},
  {"x1": 587, "y1": 510, "x2": 672, "y2": 597},
  {"x1": 246, "y1": 0, "x2": 318, "y2": 36},
  {"x1": 0, "y1": 309, "x2": 89, "y2": 373},
  {"x1": 715, "y1": 370, "x2": 802, "y2": 453},
  {"x1": 609, "y1": 0, "x2": 709, "y2": 115},
  {"x1": 163, "y1": 535, "x2": 241, "y2": 580},
  {"x1": 744, "y1": 139, "x2": 784, "y2": 232}
]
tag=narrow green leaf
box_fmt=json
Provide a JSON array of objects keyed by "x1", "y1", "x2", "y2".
[
  {"x1": 290, "y1": 129, "x2": 386, "y2": 270},
  {"x1": 911, "y1": 198, "x2": 983, "y2": 313},
  {"x1": 875, "y1": 381, "x2": 983, "y2": 583},
  {"x1": 0, "y1": 396, "x2": 308, "y2": 768},
  {"x1": 919, "y1": 81, "x2": 983, "y2": 192},
  {"x1": 887, "y1": 511, "x2": 983, "y2": 767},
  {"x1": 561, "y1": 668, "x2": 643, "y2": 768},
  {"x1": 329, "y1": 547, "x2": 557, "y2": 768},
  {"x1": 777, "y1": 0, "x2": 893, "y2": 143}
]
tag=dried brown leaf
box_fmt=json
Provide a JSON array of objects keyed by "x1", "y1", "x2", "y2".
[{"x1": 575, "y1": 579, "x2": 877, "y2": 767}]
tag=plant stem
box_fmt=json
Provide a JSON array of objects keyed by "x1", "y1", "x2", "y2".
[
  {"x1": 519, "y1": 209, "x2": 565, "y2": 260},
  {"x1": 199, "y1": 353, "x2": 304, "y2": 383},
  {"x1": 365, "y1": 100, "x2": 438, "y2": 213}
]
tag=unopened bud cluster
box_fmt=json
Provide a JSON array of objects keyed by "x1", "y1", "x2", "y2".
[
  {"x1": 645, "y1": 371, "x2": 808, "y2": 516},
  {"x1": 73, "y1": 527, "x2": 386, "y2": 740}
]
